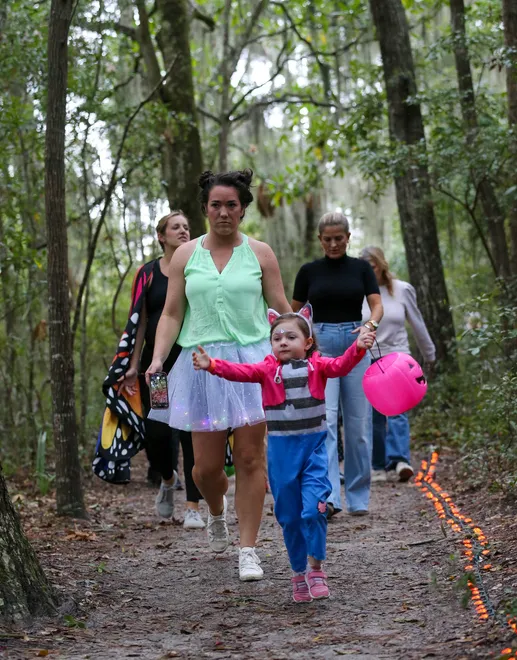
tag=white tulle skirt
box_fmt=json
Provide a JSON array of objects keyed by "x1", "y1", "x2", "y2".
[{"x1": 148, "y1": 339, "x2": 270, "y2": 432}]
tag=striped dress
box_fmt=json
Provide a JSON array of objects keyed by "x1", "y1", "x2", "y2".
[{"x1": 265, "y1": 359, "x2": 327, "y2": 436}]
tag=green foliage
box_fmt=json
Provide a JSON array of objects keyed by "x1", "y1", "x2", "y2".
[
  {"x1": 64, "y1": 614, "x2": 86, "y2": 629},
  {"x1": 1, "y1": 0, "x2": 517, "y2": 492},
  {"x1": 412, "y1": 288, "x2": 517, "y2": 492}
]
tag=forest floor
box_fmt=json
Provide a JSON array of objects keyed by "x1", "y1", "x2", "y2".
[{"x1": 2, "y1": 449, "x2": 517, "y2": 660}]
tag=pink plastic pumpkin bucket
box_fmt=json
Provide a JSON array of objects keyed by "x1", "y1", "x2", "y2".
[{"x1": 362, "y1": 352, "x2": 427, "y2": 416}]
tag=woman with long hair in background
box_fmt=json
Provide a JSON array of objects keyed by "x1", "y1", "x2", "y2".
[
  {"x1": 360, "y1": 245, "x2": 435, "y2": 482},
  {"x1": 118, "y1": 211, "x2": 204, "y2": 529}
]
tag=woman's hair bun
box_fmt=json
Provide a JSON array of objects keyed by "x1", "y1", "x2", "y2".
[
  {"x1": 198, "y1": 170, "x2": 215, "y2": 189},
  {"x1": 235, "y1": 168, "x2": 253, "y2": 187}
]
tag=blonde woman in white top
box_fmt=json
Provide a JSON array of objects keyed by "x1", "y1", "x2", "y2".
[{"x1": 360, "y1": 246, "x2": 435, "y2": 482}]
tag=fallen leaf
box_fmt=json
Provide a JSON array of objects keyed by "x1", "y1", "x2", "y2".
[{"x1": 63, "y1": 529, "x2": 97, "y2": 542}]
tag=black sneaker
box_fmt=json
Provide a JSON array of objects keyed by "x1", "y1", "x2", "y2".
[{"x1": 326, "y1": 503, "x2": 335, "y2": 520}]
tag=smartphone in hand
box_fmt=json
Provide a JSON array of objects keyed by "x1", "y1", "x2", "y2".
[{"x1": 149, "y1": 372, "x2": 169, "y2": 409}]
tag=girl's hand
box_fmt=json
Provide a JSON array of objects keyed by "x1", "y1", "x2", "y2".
[
  {"x1": 118, "y1": 367, "x2": 138, "y2": 397},
  {"x1": 357, "y1": 331, "x2": 375, "y2": 351},
  {"x1": 352, "y1": 324, "x2": 376, "y2": 337},
  {"x1": 145, "y1": 359, "x2": 164, "y2": 385},
  {"x1": 192, "y1": 346, "x2": 211, "y2": 371}
]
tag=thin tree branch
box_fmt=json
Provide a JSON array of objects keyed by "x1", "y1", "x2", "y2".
[
  {"x1": 229, "y1": 0, "x2": 269, "y2": 73},
  {"x1": 99, "y1": 54, "x2": 142, "y2": 101},
  {"x1": 71, "y1": 57, "x2": 179, "y2": 343},
  {"x1": 244, "y1": 26, "x2": 292, "y2": 47},
  {"x1": 189, "y1": 1, "x2": 216, "y2": 31},
  {"x1": 197, "y1": 106, "x2": 222, "y2": 124},
  {"x1": 78, "y1": 19, "x2": 138, "y2": 41},
  {"x1": 232, "y1": 94, "x2": 340, "y2": 123},
  {"x1": 271, "y1": 3, "x2": 369, "y2": 58},
  {"x1": 229, "y1": 41, "x2": 292, "y2": 117},
  {"x1": 432, "y1": 180, "x2": 498, "y2": 277},
  {"x1": 271, "y1": 2, "x2": 332, "y2": 97}
]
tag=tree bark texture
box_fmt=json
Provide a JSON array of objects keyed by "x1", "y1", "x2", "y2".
[
  {"x1": 155, "y1": 0, "x2": 205, "y2": 237},
  {"x1": 0, "y1": 463, "x2": 56, "y2": 622},
  {"x1": 449, "y1": 0, "x2": 511, "y2": 280},
  {"x1": 218, "y1": 0, "x2": 232, "y2": 171},
  {"x1": 45, "y1": 0, "x2": 86, "y2": 517},
  {"x1": 503, "y1": 0, "x2": 517, "y2": 276},
  {"x1": 369, "y1": 0, "x2": 456, "y2": 365}
]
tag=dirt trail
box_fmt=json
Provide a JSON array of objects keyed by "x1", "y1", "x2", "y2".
[{"x1": 1, "y1": 454, "x2": 514, "y2": 659}]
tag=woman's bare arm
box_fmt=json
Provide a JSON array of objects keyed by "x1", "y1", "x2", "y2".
[
  {"x1": 365, "y1": 293, "x2": 383, "y2": 325},
  {"x1": 250, "y1": 239, "x2": 291, "y2": 313},
  {"x1": 145, "y1": 242, "x2": 195, "y2": 380}
]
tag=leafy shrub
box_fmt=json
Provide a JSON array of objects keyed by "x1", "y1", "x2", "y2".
[{"x1": 412, "y1": 287, "x2": 517, "y2": 493}]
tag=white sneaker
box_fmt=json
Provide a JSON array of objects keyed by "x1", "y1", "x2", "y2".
[
  {"x1": 396, "y1": 461, "x2": 414, "y2": 482},
  {"x1": 183, "y1": 508, "x2": 205, "y2": 529},
  {"x1": 371, "y1": 469, "x2": 387, "y2": 482},
  {"x1": 239, "y1": 547, "x2": 264, "y2": 581},
  {"x1": 155, "y1": 481, "x2": 175, "y2": 519},
  {"x1": 206, "y1": 495, "x2": 230, "y2": 553}
]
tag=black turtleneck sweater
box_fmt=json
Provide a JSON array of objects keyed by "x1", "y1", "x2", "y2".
[{"x1": 292, "y1": 254, "x2": 379, "y2": 323}]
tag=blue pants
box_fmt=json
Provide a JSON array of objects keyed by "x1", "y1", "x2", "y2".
[
  {"x1": 372, "y1": 409, "x2": 411, "y2": 470},
  {"x1": 267, "y1": 431, "x2": 331, "y2": 573},
  {"x1": 314, "y1": 322, "x2": 372, "y2": 513}
]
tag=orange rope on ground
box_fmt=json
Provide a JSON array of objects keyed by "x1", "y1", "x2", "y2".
[{"x1": 416, "y1": 452, "x2": 516, "y2": 659}]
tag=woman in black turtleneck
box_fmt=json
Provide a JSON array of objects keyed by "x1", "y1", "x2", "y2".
[{"x1": 292, "y1": 212, "x2": 383, "y2": 517}]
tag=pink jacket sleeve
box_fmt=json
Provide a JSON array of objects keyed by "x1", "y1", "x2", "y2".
[
  {"x1": 208, "y1": 358, "x2": 267, "y2": 384},
  {"x1": 317, "y1": 342, "x2": 366, "y2": 378}
]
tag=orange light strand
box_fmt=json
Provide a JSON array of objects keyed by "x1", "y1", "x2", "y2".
[{"x1": 416, "y1": 453, "x2": 516, "y2": 659}]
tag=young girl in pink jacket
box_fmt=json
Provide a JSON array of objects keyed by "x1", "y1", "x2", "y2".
[{"x1": 192, "y1": 304, "x2": 374, "y2": 603}]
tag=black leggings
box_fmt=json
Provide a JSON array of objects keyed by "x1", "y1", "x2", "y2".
[
  {"x1": 139, "y1": 368, "x2": 201, "y2": 503},
  {"x1": 145, "y1": 422, "x2": 201, "y2": 503}
]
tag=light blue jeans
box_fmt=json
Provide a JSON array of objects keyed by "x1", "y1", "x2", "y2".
[
  {"x1": 314, "y1": 322, "x2": 372, "y2": 513},
  {"x1": 372, "y1": 408, "x2": 411, "y2": 471}
]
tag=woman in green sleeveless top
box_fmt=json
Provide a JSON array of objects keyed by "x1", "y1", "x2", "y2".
[{"x1": 147, "y1": 169, "x2": 290, "y2": 582}]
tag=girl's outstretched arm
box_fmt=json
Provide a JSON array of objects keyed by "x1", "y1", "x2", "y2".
[
  {"x1": 320, "y1": 332, "x2": 375, "y2": 378},
  {"x1": 192, "y1": 346, "x2": 268, "y2": 384}
]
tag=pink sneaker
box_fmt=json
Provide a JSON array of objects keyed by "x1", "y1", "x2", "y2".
[
  {"x1": 291, "y1": 575, "x2": 312, "y2": 603},
  {"x1": 306, "y1": 569, "x2": 330, "y2": 599}
]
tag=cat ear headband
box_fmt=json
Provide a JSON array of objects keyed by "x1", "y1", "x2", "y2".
[{"x1": 267, "y1": 303, "x2": 313, "y2": 335}]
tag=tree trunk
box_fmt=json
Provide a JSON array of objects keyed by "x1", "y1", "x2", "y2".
[
  {"x1": 80, "y1": 282, "x2": 89, "y2": 445},
  {"x1": 156, "y1": 0, "x2": 205, "y2": 237},
  {"x1": 218, "y1": 0, "x2": 232, "y2": 171},
  {"x1": 450, "y1": 0, "x2": 511, "y2": 280},
  {"x1": 369, "y1": 0, "x2": 457, "y2": 366},
  {"x1": 0, "y1": 213, "x2": 16, "y2": 432},
  {"x1": 0, "y1": 462, "x2": 56, "y2": 622},
  {"x1": 503, "y1": 0, "x2": 517, "y2": 275},
  {"x1": 45, "y1": 0, "x2": 86, "y2": 517}
]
